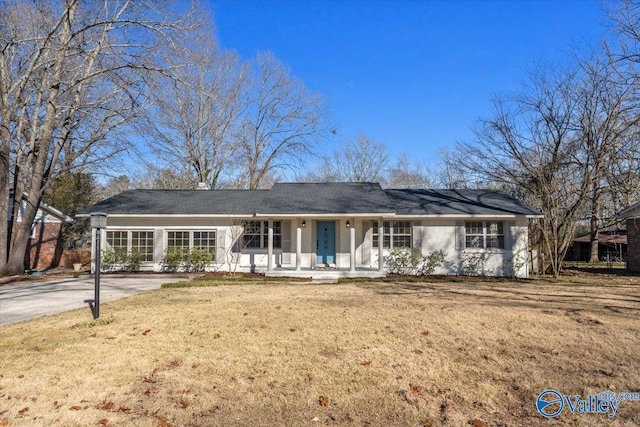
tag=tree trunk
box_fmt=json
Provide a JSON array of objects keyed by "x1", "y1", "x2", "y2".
[
  {"x1": 588, "y1": 198, "x2": 600, "y2": 263},
  {"x1": 588, "y1": 225, "x2": 599, "y2": 263},
  {"x1": 0, "y1": 131, "x2": 9, "y2": 275}
]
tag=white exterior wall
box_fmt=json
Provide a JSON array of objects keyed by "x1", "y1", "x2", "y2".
[
  {"x1": 362, "y1": 218, "x2": 530, "y2": 278},
  {"x1": 415, "y1": 218, "x2": 530, "y2": 278},
  {"x1": 96, "y1": 216, "x2": 531, "y2": 277}
]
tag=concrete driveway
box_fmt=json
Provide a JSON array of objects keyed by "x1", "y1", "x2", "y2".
[{"x1": 0, "y1": 274, "x2": 192, "y2": 325}]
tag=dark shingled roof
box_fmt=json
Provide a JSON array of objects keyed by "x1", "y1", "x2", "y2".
[
  {"x1": 78, "y1": 183, "x2": 541, "y2": 217},
  {"x1": 259, "y1": 183, "x2": 393, "y2": 214},
  {"x1": 78, "y1": 189, "x2": 269, "y2": 215},
  {"x1": 384, "y1": 189, "x2": 542, "y2": 216}
]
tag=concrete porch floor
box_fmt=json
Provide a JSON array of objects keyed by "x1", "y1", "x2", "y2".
[{"x1": 265, "y1": 267, "x2": 386, "y2": 280}]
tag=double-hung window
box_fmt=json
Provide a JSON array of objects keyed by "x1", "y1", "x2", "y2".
[
  {"x1": 243, "y1": 221, "x2": 282, "y2": 249},
  {"x1": 105, "y1": 230, "x2": 154, "y2": 262},
  {"x1": 465, "y1": 221, "x2": 504, "y2": 249},
  {"x1": 372, "y1": 221, "x2": 412, "y2": 249}
]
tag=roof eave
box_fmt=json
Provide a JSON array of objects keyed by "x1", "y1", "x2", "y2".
[
  {"x1": 75, "y1": 213, "x2": 254, "y2": 218},
  {"x1": 254, "y1": 212, "x2": 397, "y2": 218}
]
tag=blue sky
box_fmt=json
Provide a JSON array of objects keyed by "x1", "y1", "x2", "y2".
[{"x1": 208, "y1": 0, "x2": 610, "y2": 165}]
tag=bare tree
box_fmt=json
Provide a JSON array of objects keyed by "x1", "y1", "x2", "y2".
[
  {"x1": 0, "y1": 0, "x2": 193, "y2": 275},
  {"x1": 573, "y1": 54, "x2": 640, "y2": 262},
  {"x1": 142, "y1": 25, "x2": 247, "y2": 190},
  {"x1": 237, "y1": 51, "x2": 329, "y2": 189},
  {"x1": 313, "y1": 132, "x2": 389, "y2": 183},
  {"x1": 606, "y1": 135, "x2": 640, "y2": 211},
  {"x1": 608, "y1": 0, "x2": 640, "y2": 65},
  {"x1": 462, "y1": 66, "x2": 589, "y2": 277},
  {"x1": 386, "y1": 153, "x2": 434, "y2": 188},
  {"x1": 433, "y1": 147, "x2": 474, "y2": 189}
]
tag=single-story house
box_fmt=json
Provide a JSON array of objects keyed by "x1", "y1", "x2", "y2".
[
  {"x1": 618, "y1": 203, "x2": 640, "y2": 273},
  {"x1": 78, "y1": 182, "x2": 542, "y2": 278},
  {"x1": 567, "y1": 232, "x2": 627, "y2": 262},
  {"x1": 9, "y1": 192, "x2": 75, "y2": 270}
]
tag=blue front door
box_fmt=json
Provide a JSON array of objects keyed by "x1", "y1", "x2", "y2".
[{"x1": 316, "y1": 221, "x2": 336, "y2": 264}]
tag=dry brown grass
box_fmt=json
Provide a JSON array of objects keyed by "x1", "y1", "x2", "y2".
[{"x1": 1, "y1": 274, "x2": 640, "y2": 426}]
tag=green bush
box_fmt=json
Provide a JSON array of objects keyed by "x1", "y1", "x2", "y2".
[
  {"x1": 101, "y1": 248, "x2": 146, "y2": 272},
  {"x1": 101, "y1": 248, "x2": 127, "y2": 272},
  {"x1": 188, "y1": 248, "x2": 214, "y2": 272},
  {"x1": 385, "y1": 247, "x2": 447, "y2": 276},
  {"x1": 163, "y1": 247, "x2": 186, "y2": 272},
  {"x1": 417, "y1": 250, "x2": 446, "y2": 275},
  {"x1": 461, "y1": 252, "x2": 488, "y2": 276},
  {"x1": 125, "y1": 250, "x2": 145, "y2": 272},
  {"x1": 385, "y1": 247, "x2": 422, "y2": 274},
  {"x1": 163, "y1": 247, "x2": 215, "y2": 272}
]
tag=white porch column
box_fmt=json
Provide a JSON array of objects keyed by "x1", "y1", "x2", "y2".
[
  {"x1": 349, "y1": 217, "x2": 356, "y2": 272},
  {"x1": 378, "y1": 218, "x2": 384, "y2": 272},
  {"x1": 296, "y1": 219, "x2": 302, "y2": 271},
  {"x1": 267, "y1": 218, "x2": 274, "y2": 271}
]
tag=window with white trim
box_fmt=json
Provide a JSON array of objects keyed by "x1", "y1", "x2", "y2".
[
  {"x1": 243, "y1": 221, "x2": 282, "y2": 249},
  {"x1": 168, "y1": 230, "x2": 216, "y2": 259},
  {"x1": 131, "y1": 231, "x2": 154, "y2": 261},
  {"x1": 106, "y1": 230, "x2": 154, "y2": 262},
  {"x1": 106, "y1": 231, "x2": 127, "y2": 252},
  {"x1": 193, "y1": 231, "x2": 216, "y2": 254},
  {"x1": 372, "y1": 221, "x2": 412, "y2": 249},
  {"x1": 465, "y1": 221, "x2": 504, "y2": 249}
]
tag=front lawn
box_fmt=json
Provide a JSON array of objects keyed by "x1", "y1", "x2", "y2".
[{"x1": 1, "y1": 275, "x2": 639, "y2": 426}]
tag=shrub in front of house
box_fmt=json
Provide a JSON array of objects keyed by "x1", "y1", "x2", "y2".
[
  {"x1": 163, "y1": 248, "x2": 215, "y2": 273},
  {"x1": 100, "y1": 249, "x2": 146, "y2": 272},
  {"x1": 385, "y1": 248, "x2": 446, "y2": 276}
]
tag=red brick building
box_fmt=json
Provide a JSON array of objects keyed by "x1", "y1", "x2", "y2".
[
  {"x1": 18, "y1": 200, "x2": 74, "y2": 270},
  {"x1": 620, "y1": 203, "x2": 640, "y2": 273}
]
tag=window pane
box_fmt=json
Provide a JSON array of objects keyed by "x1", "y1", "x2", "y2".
[
  {"x1": 393, "y1": 235, "x2": 411, "y2": 248},
  {"x1": 131, "y1": 231, "x2": 154, "y2": 261},
  {"x1": 167, "y1": 231, "x2": 189, "y2": 260},
  {"x1": 372, "y1": 221, "x2": 392, "y2": 248},
  {"x1": 465, "y1": 221, "x2": 483, "y2": 235},
  {"x1": 486, "y1": 221, "x2": 504, "y2": 249},
  {"x1": 392, "y1": 221, "x2": 411, "y2": 248},
  {"x1": 168, "y1": 231, "x2": 189, "y2": 248},
  {"x1": 393, "y1": 221, "x2": 411, "y2": 235},
  {"x1": 106, "y1": 231, "x2": 127, "y2": 252},
  {"x1": 486, "y1": 235, "x2": 505, "y2": 248},
  {"x1": 465, "y1": 221, "x2": 484, "y2": 248},
  {"x1": 261, "y1": 221, "x2": 282, "y2": 249},
  {"x1": 243, "y1": 221, "x2": 261, "y2": 248},
  {"x1": 193, "y1": 231, "x2": 216, "y2": 254},
  {"x1": 487, "y1": 221, "x2": 503, "y2": 235},
  {"x1": 372, "y1": 222, "x2": 379, "y2": 248},
  {"x1": 466, "y1": 235, "x2": 483, "y2": 248},
  {"x1": 383, "y1": 221, "x2": 391, "y2": 234}
]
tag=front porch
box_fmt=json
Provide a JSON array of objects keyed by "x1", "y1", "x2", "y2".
[
  {"x1": 265, "y1": 266, "x2": 386, "y2": 280},
  {"x1": 255, "y1": 217, "x2": 388, "y2": 277}
]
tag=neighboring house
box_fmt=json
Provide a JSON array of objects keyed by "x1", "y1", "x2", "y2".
[
  {"x1": 618, "y1": 203, "x2": 640, "y2": 273},
  {"x1": 9, "y1": 193, "x2": 75, "y2": 270},
  {"x1": 78, "y1": 182, "x2": 542, "y2": 278},
  {"x1": 567, "y1": 232, "x2": 627, "y2": 263}
]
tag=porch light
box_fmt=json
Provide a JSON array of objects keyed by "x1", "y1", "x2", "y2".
[
  {"x1": 90, "y1": 212, "x2": 108, "y2": 229},
  {"x1": 302, "y1": 220, "x2": 306, "y2": 228},
  {"x1": 346, "y1": 220, "x2": 351, "y2": 228},
  {"x1": 90, "y1": 212, "x2": 107, "y2": 319}
]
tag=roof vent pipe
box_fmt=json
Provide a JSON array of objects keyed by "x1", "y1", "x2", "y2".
[{"x1": 196, "y1": 182, "x2": 209, "y2": 190}]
